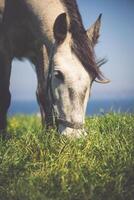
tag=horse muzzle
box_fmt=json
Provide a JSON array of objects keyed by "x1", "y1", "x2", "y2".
[{"x1": 57, "y1": 118, "x2": 86, "y2": 138}]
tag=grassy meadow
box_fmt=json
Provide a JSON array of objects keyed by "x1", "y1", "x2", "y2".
[{"x1": 0, "y1": 113, "x2": 134, "y2": 200}]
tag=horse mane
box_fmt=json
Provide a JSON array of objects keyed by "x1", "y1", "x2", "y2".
[{"x1": 61, "y1": 0, "x2": 104, "y2": 80}]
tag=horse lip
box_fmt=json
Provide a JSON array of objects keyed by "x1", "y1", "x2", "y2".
[{"x1": 58, "y1": 125, "x2": 86, "y2": 138}]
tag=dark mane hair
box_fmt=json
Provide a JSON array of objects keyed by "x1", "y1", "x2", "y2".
[{"x1": 61, "y1": 0, "x2": 104, "y2": 80}]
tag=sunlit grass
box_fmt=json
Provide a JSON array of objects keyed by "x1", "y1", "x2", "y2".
[{"x1": 0, "y1": 113, "x2": 134, "y2": 200}]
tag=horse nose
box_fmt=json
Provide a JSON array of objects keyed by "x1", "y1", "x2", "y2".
[{"x1": 58, "y1": 124, "x2": 85, "y2": 138}]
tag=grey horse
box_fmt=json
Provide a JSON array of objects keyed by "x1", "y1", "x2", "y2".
[{"x1": 0, "y1": 0, "x2": 109, "y2": 138}]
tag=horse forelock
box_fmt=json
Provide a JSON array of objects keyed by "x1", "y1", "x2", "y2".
[{"x1": 61, "y1": 0, "x2": 102, "y2": 79}]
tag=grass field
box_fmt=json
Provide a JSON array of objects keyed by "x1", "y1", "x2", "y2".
[{"x1": 0, "y1": 113, "x2": 134, "y2": 200}]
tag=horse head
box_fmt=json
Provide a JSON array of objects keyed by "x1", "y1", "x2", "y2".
[{"x1": 47, "y1": 13, "x2": 110, "y2": 137}]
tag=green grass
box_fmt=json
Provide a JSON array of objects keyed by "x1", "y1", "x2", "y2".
[{"x1": 0, "y1": 113, "x2": 134, "y2": 200}]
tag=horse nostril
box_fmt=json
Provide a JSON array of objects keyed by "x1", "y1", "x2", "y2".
[
  {"x1": 68, "y1": 87, "x2": 75, "y2": 100},
  {"x1": 81, "y1": 87, "x2": 88, "y2": 104}
]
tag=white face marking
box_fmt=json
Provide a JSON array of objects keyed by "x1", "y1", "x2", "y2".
[{"x1": 51, "y1": 35, "x2": 92, "y2": 136}]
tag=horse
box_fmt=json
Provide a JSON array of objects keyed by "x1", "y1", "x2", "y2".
[{"x1": 0, "y1": 0, "x2": 109, "y2": 138}]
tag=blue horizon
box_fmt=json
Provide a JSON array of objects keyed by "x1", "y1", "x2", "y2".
[{"x1": 9, "y1": 98, "x2": 134, "y2": 116}]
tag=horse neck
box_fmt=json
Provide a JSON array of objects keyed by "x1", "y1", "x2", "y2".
[
  {"x1": 0, "y1": 0, "x2": 5, "y2": 22},
  {"x1": 0, "y1": 0, "x2": 5, "y2": 10},
  {"x1": 25, "y1": 0, "x2": 68, "y2": 45}
]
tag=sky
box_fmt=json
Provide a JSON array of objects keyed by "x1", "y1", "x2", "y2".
[{"x1": 10, "y1": 0, "x2": 134, "y2": 101}]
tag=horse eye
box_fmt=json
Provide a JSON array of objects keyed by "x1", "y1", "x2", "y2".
[{"x1": 54, "y1": 70, "x2": 64, "y2": 81}]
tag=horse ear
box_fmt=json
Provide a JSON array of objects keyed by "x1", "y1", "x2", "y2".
[
  {"x1": 87, "y1": 14, "x2": 102, "y2": 46},
  {"x1": 53, "y1": 13, "x2": 67, "y2": 44}
]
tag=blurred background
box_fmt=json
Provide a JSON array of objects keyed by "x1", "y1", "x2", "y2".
[{"x1": 9, "y1": 0, "x2": 134, "y2": 115}]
